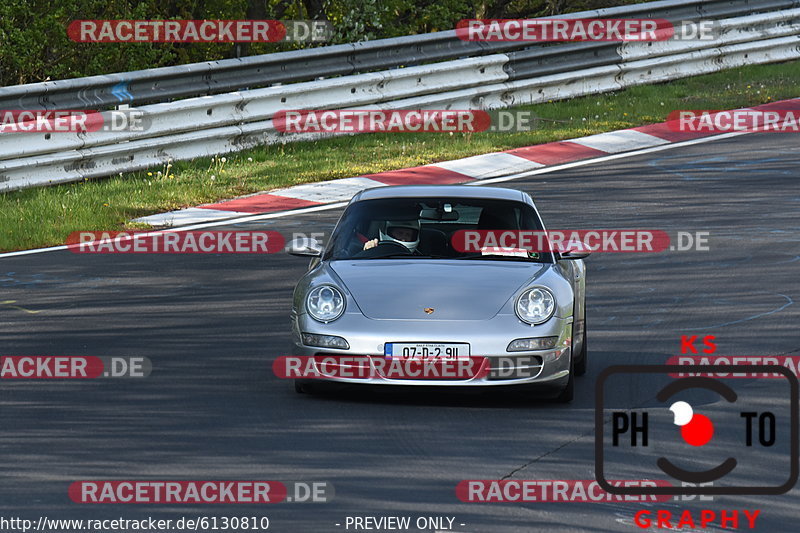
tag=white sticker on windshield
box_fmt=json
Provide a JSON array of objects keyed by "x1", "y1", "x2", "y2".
[{"x1": 480, "y1": 247, "x2": 528, "y2": 257}]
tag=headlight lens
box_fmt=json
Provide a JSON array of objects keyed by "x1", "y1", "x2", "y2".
[
  {"x1": 515, "y1": 287, "x2": 556, "y2": 325},
  {"x1": 306, "y1": 285, "x2": 345, "y2": 322}
]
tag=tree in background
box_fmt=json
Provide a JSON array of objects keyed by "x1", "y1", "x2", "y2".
[{"x1": 0, "y1": 0, "x2": 649, "y2": 86}]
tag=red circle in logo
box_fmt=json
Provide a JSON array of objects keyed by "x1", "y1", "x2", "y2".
[{"x1": 681, "y1": 413, "x2": 714, "y2": 446}]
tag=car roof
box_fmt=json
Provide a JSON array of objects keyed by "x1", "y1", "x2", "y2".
[{"x1": 352, "y1": 185, "x2": 528, "y2": 203}]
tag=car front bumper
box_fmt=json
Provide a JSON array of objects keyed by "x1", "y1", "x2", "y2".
[{"x1": 288, "y1": 311, "x2": 573, "y2": 387}]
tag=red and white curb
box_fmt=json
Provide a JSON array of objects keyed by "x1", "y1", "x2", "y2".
[{"x1": 128, "y1": 97, "x2": 796, "y2": 227}]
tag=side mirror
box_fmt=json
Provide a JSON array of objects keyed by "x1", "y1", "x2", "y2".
[
  {"x1": 558, "y1": 241, "x2": 591, "y2": 260},
  {"x1": 286, "y1": 237, "x2": 323, "y2": 257},
  {"x1": 559, "y1": 249, "x2": 591, "y2": 260}
]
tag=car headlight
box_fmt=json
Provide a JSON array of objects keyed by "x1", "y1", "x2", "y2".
[
  {"x1": 515, "y1": 287, "x2": 556, "y2": 325},
  {"x1": 306, "y1": 285, "x2": 345, "y2": 322}
]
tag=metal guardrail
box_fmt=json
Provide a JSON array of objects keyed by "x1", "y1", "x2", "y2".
[
  {"x1": 0, "y1": 0, "x2": 795, "y2": 111},
  {"x1": 0, "y1": 1, "x2": 799, "y2": 190}
]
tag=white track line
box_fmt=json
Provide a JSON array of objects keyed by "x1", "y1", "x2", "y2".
[
  {"x1": 434, "y1": 152, "x2": 544, "y2": 179},
  {"x1": 570, "y1": 129, "x2": 670, "y2": 153},
  {"x1": 0, "y1": 130, "x2": 750, "y2": 259},
  {"x1": 266, "y1": 176, "x2": 387, "y2": 202},
  {"x1": 135, "y1": 207, "x2": 255, "y2": 226},
  {"x1": 476, "y1": 131, "x2": 749, "y2": 186}
]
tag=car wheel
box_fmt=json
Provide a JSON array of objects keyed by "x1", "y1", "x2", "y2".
[
  {"x1": 294, "y1": 379, "x2": 313, "y2": 394},
  {"x1": 554, "y1": 354, "x2": 575, "y2": 403},
  {"x1": 575, "y1": 314, "x2": 587, "y2": 376}
]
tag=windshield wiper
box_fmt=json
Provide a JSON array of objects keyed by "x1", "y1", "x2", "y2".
[
  {"x1": 455, "y1": 254, "x2": 545, "y2": 262},
  {"x1": 375, "y1": 253, "x2": 438, "y2": 259},
  {"x1": 339, "y1": 253, "x2": 441, "y2": 260}
]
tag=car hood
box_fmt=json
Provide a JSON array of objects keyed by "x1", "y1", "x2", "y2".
[{"x1": 329, "y1": 260, "x2": 544, "y2": 320}]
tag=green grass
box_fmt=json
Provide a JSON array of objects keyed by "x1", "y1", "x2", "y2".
[{"x1": 2, "y1": 59, "x2": 800, "y2": 252}]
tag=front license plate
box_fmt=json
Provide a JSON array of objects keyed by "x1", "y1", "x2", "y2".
[{"x1": 384, "y1": 343, "x2": 470, "y2": 361}]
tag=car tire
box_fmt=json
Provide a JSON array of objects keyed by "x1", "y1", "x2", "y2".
[
  {"x1": 575, "y1": 314, "x2": 587, "y2": 376},
  {"x1": 554, "y1": 355, "x2": 575, "y2": 403},
  {"x1": 294, "y1": 380, "x2": 312, "y2": 394}
]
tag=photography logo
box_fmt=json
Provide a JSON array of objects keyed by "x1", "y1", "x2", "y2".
[{"x1": 594, "y1": 365, "x2": 798, "y2": 495}]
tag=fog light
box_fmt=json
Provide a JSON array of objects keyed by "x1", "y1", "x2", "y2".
[
  {"x1": 507, "y1": 336, "x2": 558, "y2": 352},
  {"x1": 301, "y1": 333, "x2": 350, "y2": 349}
]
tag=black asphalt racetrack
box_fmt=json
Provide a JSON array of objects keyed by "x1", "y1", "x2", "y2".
[{"x1": 1, "y1": 132, "x2": 798, "y2": 532}]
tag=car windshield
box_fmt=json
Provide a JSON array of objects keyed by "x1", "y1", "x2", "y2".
[{"x1": 324, "y1": 197, "x2": 552, "y2": 262}]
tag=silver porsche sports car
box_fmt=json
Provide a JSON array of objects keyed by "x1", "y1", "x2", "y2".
[{"x1": 286, "y1": 185, "x2": 588, "y2": 402}]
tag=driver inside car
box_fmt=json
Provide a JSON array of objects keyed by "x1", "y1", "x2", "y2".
[{"x1": 363, "y1": 219, "x2": 420, "y2": 253}]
